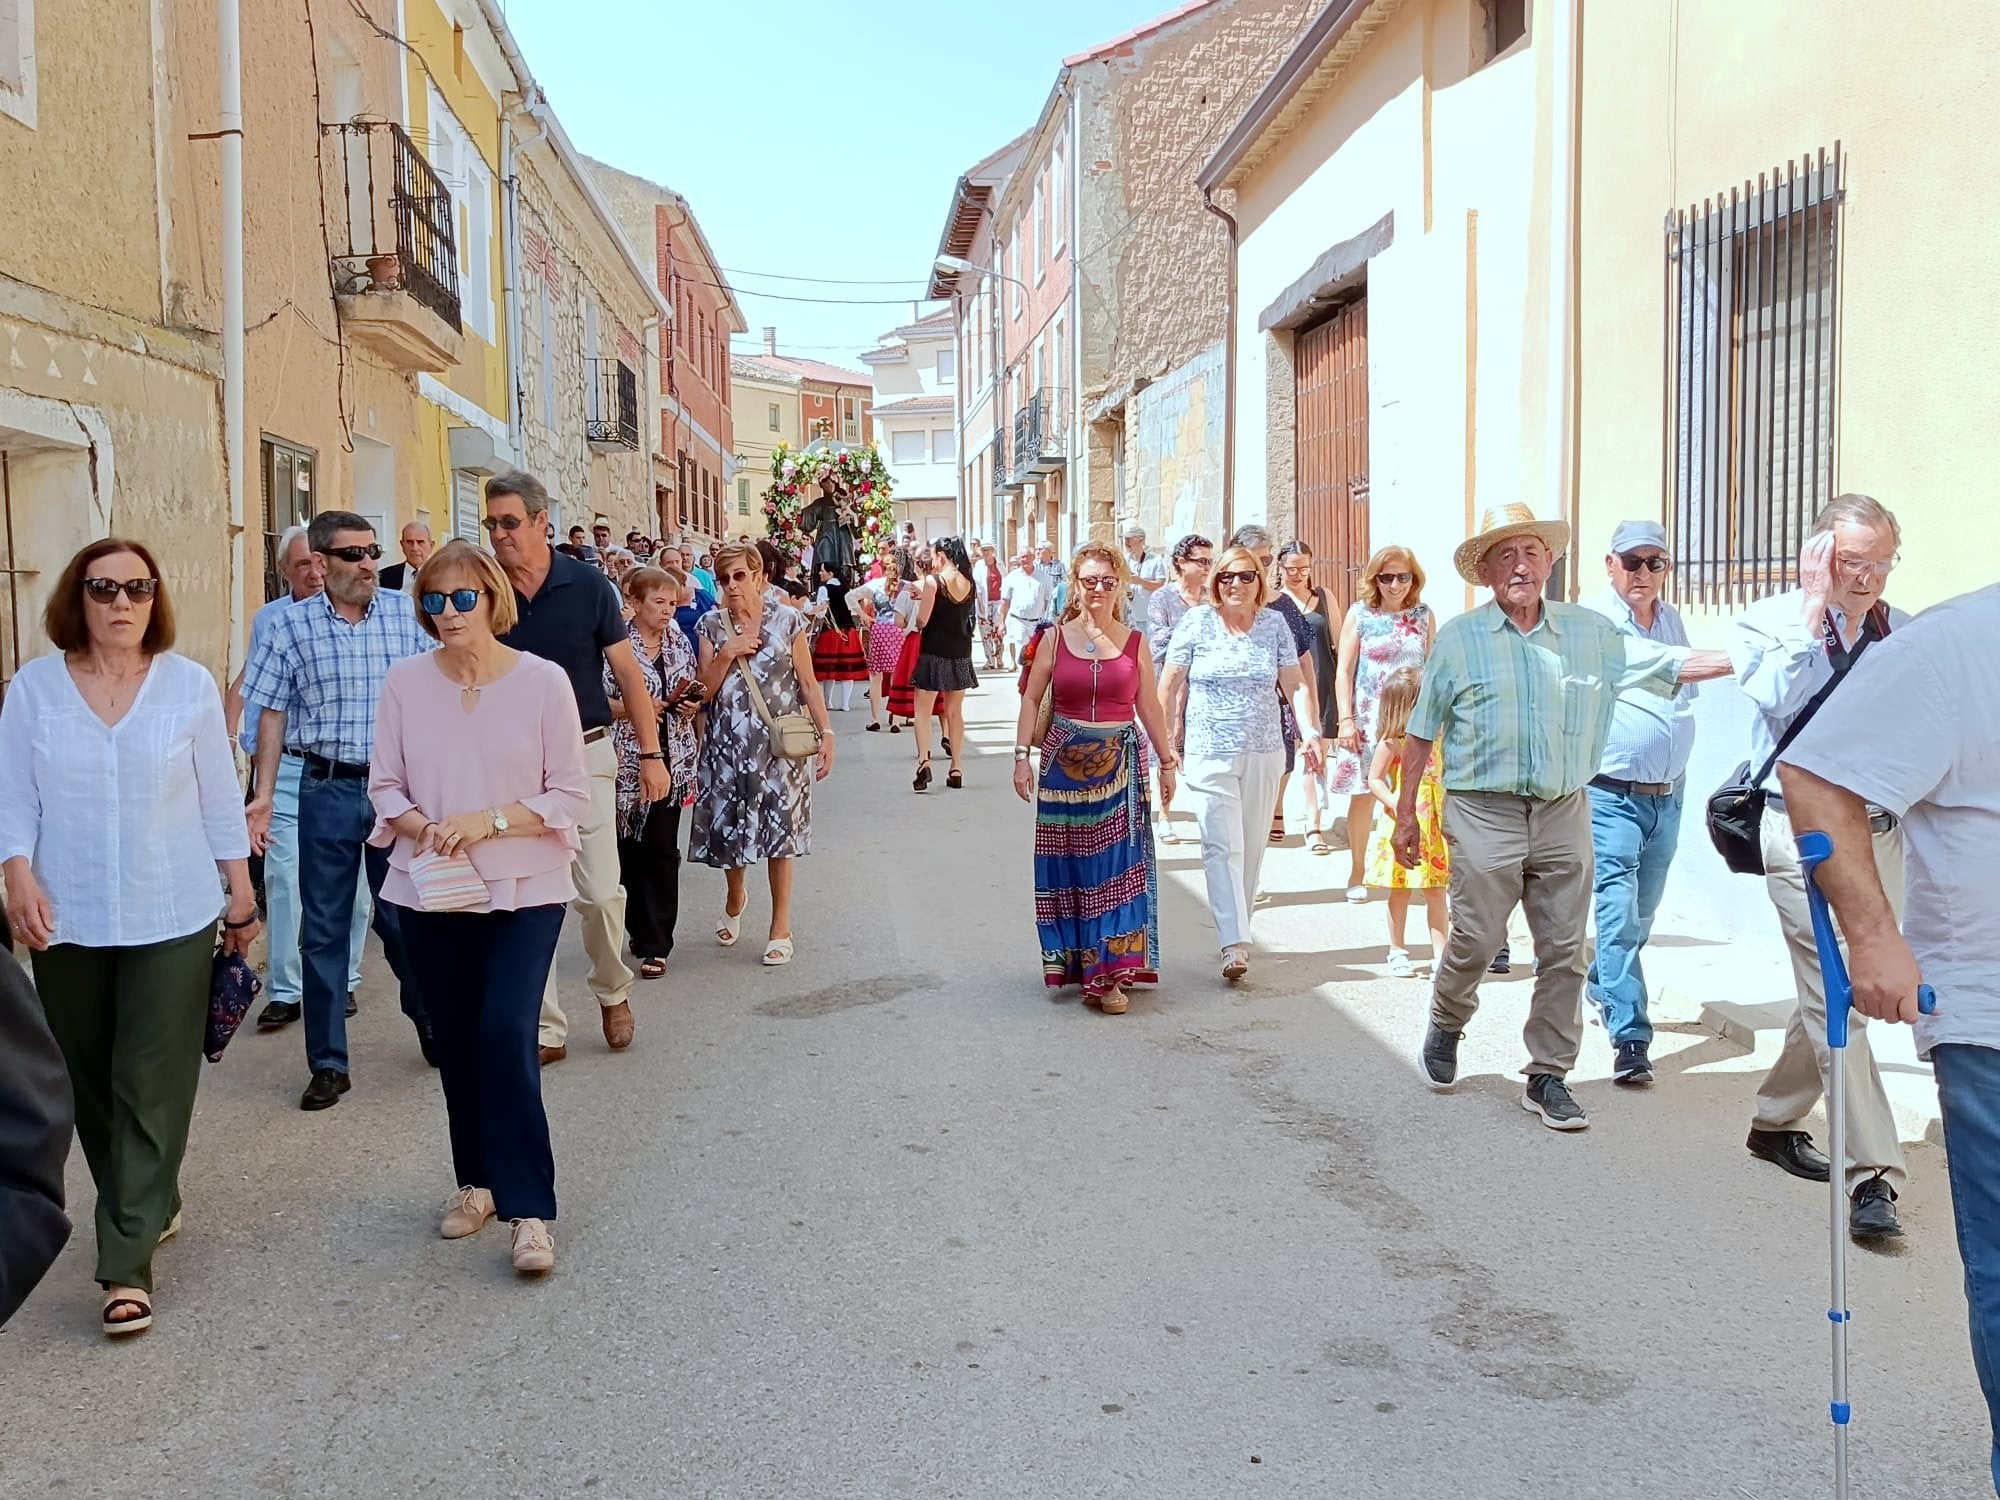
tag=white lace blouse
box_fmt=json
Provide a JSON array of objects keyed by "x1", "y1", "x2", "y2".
[{"x1": 0, "y1": 652, "x2": 250, "y2": 948}]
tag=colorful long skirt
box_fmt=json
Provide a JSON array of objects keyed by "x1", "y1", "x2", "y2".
[
  {"x1": 811, "y1": 625, "x2": 868, "y2": 682},
  {"x1": 865, "y1": 618, "x2": 906, "y2": 675},
  {"x1": 1034, "y1": 717, "x2": 1160, "y2": 998},
  {"x1": 887, "y1": 632, "x2": 920, "y2": 720}
]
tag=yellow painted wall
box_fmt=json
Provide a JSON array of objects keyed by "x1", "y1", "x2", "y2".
[{"x1": 1579, "y1": 0, "x2": 2000, "y2": 621}]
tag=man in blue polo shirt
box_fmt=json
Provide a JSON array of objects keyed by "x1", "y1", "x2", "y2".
[
  {"x1": 1582, "y1": 520, "x2": 1699, "y2": 1088},
  {"x1": 485, "y1": 472, "x2": 668, "y2": 1063}
]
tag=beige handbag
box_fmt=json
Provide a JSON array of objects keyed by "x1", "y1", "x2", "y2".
[{"x1": 730, "y1": 616, "x2": 821, "y2": 761}]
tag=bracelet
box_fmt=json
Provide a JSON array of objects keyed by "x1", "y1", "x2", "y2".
[
  {"x1": 637, "y1": 751, "x2": 665, "y2": 761},
  {"x1": 223, "y1": 913, "x2": 258, "y2": 930},
  {"x1": 1013, "y1": 746, "x2": 1033, "y2": 761}
]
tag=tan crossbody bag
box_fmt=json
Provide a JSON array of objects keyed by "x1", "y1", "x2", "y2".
[{"x1": 729, "y1": 616, "x2": 821, "y2": 760}]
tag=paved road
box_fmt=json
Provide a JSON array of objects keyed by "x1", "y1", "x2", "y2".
[{"x1": 1, "y1": 680, "x2": 1988, "y2": 1498}]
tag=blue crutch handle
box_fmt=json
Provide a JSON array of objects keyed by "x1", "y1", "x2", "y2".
[{"x1": 1796, "y1": 830, "x2": 1938, "y2": 1048}]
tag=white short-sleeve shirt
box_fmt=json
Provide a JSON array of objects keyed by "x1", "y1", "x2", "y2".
[{"x1": 1780, "y1": 584, "x2": 2000, "y2": 1057}]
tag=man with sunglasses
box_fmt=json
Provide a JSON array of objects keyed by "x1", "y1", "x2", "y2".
[
  {"x1": 1730, "y1": 493, "x2": 1913, "y2": 1242},
  {"x1": 485, "y1": 471, "x2": 669, "y2": 1063},
  {"x1": 1581, "y1": 521, "x2": 1698, "y2": 1088},
  {"x1": 241, "y1": 512, "x2": 437, "y2": 1110}
]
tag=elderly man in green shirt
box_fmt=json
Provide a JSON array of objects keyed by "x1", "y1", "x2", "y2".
[{"x1": 1394, "y1": 504, "x2": 1730, "y2": 1130}]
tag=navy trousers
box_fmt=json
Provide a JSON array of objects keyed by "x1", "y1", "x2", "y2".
[{"x1": 397, "y1": 903, "x2": 566, "y2": 1222}]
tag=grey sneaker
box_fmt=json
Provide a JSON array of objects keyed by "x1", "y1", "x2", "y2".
[
  {"x1": 1522, "y1": 1073, "x2": 1589, "y2": 1131},
  {"x1": 1419, "y1": 1023, "x2": 1463, "y2": 1090}
]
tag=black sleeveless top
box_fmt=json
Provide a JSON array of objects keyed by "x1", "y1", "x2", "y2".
[{"x1": 920, "y1": 578, "x2": 976, "y2": 660}]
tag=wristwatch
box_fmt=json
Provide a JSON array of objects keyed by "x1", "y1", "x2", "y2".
[
  {"x1": 488, "y1": 806, "x2": 509, "y2": 836},
  {"x1": 1013, "y1": 745, "x2": 1033, "y2": 762}
]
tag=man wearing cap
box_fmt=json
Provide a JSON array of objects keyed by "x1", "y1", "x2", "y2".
[
  {"x1": 1581, "y1": 520, "x2": 1699, "y2": 1088},
  {"x1": 1394, "y1": 504, "x2": 1731, "y2": 1131},
  {"x1": 971, "y1": 541, "x2": 1005, "y2": 669},
  {"x1": 1121, "y1": 522, "x2": 1168, "y2": 627}
]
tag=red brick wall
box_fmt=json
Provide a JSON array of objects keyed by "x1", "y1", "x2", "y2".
[{"x1": 654, "y1": 202, "x2": 734, "y2": 540}]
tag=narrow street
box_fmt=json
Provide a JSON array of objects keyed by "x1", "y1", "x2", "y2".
[{"x1": 0, "y1": 679, "x2": 1986, "y2": 1499}]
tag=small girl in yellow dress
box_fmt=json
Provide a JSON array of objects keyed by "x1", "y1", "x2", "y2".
[{"x1": 1365, "y1": 667, "x2": 1449, "y2": 977}]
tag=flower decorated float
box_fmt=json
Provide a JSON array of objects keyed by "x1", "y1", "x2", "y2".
[{"x1": 761, "y1": 442, "x2": 896, "y2": 573}]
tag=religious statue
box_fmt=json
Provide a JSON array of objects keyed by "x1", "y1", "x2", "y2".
[{"x1": 798, "y1": 474, "x2": 860, "y2": 577}]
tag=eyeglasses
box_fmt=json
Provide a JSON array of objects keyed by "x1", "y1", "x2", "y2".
[
  {"x1": 419, "y1": 588, "x2": 485, "y2": 616},
  {"x1": 1374, "y1": 571, "x2": 1414, "y2": 586},
  {"x1": 1215, "y1": 570, "x2": 1260, "y2": 587},
  {"x1": 721, "y1": 568, "x2": 757, "y2": 585},
  {"x1": 82, "y1": 577, "x2": 159, "y2": 603},
  {"x1": 1076, "y1": 575, "x2": 1120, "y2": 592},
  {"x1": 1280, "y1": 562, "x2": 1314, "y2": 575},
  {"x1": 1185, "y1": 555, "x2": 1213, "y2": 568},
  {"x1": 1616, "y1": 554, "x2": 1669, "y2": 575},
  {"x1": 1837, "y1": 553, "x2": 1899, "y2": 581},
  {"x1": 318, "y1": 544, "x2": 383, "y2": 563},
  {"x1": 482, "y1": 515, "x2": 527, "y2": 533}
]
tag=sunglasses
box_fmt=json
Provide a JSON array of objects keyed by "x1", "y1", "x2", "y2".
[
  {"x1": 83, "y1": 577, "x2": 160, "y2": 603},
  {"x1": 482, "y1": 515, "x2": 527, "y2": 533},
  {"x1": 419, "y1": 588, "x2": 485, "y2": 616},
  {"x1": 1076, "y1": 575, "x2": 1120, "y2": 592},
  {"x1": 1617, "y1": 554, "x2": 1669, "y2": 574},
  {"x1": 1374, "y1": 571, "x2": 1414, "y2": 586},
  {"x1": 319, "y1": 544, "x2": 383, "y2": 562},
  {"x1": 721, "y1": 568, "x2": 758, "y2": 585},
  {"x1": 1215, "y1": 570, "x2": 1260, "y2": 587},
  {"x1": 1280, "y1": 562, "x2": 1314, "y2": 574},
  {"x1": 1185, "y1": 556, "x2": 1214, "y2": 567}
]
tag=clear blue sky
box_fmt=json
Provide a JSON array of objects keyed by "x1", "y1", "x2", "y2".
[{"x1": 498, "y1": 0, "x2": 1178, "y2": 370}]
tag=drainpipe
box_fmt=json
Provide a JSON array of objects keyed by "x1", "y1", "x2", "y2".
[
  {"x1": 1200, "y1": 184, "x2": 1239, "y2": 540},
  {"x1": 1546, "y1": 0, "x2": 1582, "y2": 597},
  {"x1": 219, "y1": 0, "x2": 245, "y2": 676},
  {"x1": 1066, "y1": 77, "x2": 1083, "y2": 552}
]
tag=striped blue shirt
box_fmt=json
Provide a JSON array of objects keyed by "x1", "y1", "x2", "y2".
[{"x1": 240, "y1": 588, "x2": 433, "y2": 764}]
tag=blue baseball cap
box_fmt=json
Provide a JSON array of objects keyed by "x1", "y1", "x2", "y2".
[{"x1": 1608, "y1": 520, "x2": 1671, "y2": 559}]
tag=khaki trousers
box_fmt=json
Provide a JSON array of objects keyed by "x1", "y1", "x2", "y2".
[
  {"x1": 538, "y1": 736, "x2": 633, "y2": 1048},
  {"x1": 1754, "y1": 806, "x2": 1907, "y2": 1191},
  {"x1": 1430, "y1": 789, "x2": 1594, "y2": 1078}
]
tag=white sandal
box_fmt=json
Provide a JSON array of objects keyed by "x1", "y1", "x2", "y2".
[
  {"x1": 717, "y1": 895, "x2": 747, "y2": 946},
  {"x1": 762, "y1": 937, "x2": 794, "y2": 966}
]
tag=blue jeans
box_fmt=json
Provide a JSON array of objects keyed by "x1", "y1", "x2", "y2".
[
  {"x1": 295, "y1": 769, "x2": 425, "y2": 1075},
  {"x1": 397, "y1": 904, "x2": 566, "y2": 1221},
  {"x1": 1585, "y1": 784, "x2": 1683, "y2": 1046},
  {"x1": 264, "y1": 754, "x2": 370, "y2": 1005},
  {"x1": 1934, "y1": 1043, "x2": 2000, "y2": 1495}
]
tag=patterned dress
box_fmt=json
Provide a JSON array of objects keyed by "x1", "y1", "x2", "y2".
[
  {"x1": 690, "y1": 603, "x2": 813, "y2": 867},
  {"x1": 1366, "y1": 739, "x2": 1449, "y2": 889},
  {"x1": 1323, "y1": 603, "x2": 1433, "y2": 796},
  {"x1": 863, "y1": 581, "x2": 912, "y2": 675},
  {"x1": 603, "y1": 623, "x2": 699, "y2": 837}
]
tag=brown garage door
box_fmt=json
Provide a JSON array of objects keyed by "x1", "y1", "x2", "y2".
[{"x1": 1294, "y1": 297, "x2": 1370, "y2": 613}]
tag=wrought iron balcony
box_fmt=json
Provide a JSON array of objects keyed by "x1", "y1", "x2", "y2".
[
  {"x1": 322, "y1": 120, "x2": 463, "y2": 371},
  {"x1": 586, "y1": 358, "x2": 641, "y2": 452},
  {"x1": 993, "y1": 426, "x2": 1023, "y2": 492},
  {"x1": 1011, "y1": 388, "x2": 1067, "y2": 485}
]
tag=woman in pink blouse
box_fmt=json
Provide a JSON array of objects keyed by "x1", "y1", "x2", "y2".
[{"x1": 367, "y1": 541, "x2": 590, "y2": 1277}]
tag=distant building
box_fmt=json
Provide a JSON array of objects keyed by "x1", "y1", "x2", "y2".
[
  {"x1": 730, "y1": 331, "x2": 875, "y2": 500},
  {"x1": 862, "y1": 310, "x2": 959, "y2": 544}
]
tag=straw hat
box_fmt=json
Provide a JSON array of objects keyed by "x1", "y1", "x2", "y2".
[{"x1": 1453, "y1": 503, "x2": 1571, "y2": 585}]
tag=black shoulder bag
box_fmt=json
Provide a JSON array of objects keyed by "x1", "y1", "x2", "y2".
[{"x1": 1704, "y1": 607, "x2": 1888, "y2": 875}]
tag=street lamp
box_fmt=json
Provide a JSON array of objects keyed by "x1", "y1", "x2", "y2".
[{"x1": 933, "y1": 254, "x2": 1030, "y2": 294}]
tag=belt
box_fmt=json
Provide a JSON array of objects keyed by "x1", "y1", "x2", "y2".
[
  {"x1": 299, "y1": 751, "x2": 368, "y2": 780},
  {"x1": 1591, "y1": 774, "x2": 1677, "y2": 798},
  {"x1": 582, "y1": 725, "x2": 609, "y2": 745},
  {"x1": 1767, "y1": 789, "x2": 1897, "y2": 834}
]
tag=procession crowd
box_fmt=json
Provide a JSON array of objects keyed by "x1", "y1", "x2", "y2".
[{"x1": 0, "y1": 472, "x2": 1995, "y2": 1495}]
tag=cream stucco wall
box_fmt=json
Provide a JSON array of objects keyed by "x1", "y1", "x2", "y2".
[
  {"x1": 730, "y1": 368, "x2": 801, "y2": 498},
  {"x1": 1578, "y1": 0, "x2": 2000, "y2": 622},
  {"x1": 1230, "y1": 0, "x2": 1546, "y2": 616}
]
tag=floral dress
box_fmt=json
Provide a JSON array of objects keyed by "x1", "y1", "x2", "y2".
[
  {"x1": 690, "y1": 602, "x2": 813, "y2": 867},
  {"x1": 603, "y1": 623, "x2": 699, "y2": 839},
  {"x1": 1367, "y1": 739, "x2": 1449, "y2": 890},
  {"x1": 1323, "y1": 603, "x2": 1432, "y2": 796}
]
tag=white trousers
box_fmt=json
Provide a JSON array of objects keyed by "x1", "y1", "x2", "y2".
[
  {"x1": 1182, "y1": 749, "x2": 1285, "y2": 952},
  {"x1": 538, "y1": 736, "x2": 633, "y2": 1047}
]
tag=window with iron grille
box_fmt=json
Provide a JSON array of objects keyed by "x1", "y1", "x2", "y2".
[
  {"x1": 260, "y1": 436, "x2": 317, "y2": 602},
  {"x1": 1664, "y1": 145, "x2": 1842, "y2": 605}
]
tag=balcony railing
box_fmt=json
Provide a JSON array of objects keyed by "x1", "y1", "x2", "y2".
[
  {"x1": 322, "y1": 120, "x2": 463, "y2": 367},
  {"x1": 586, "y1": 358, "x2": 641, "y2": 451},
  {"x1": 993, "y1": 426, "x2": 1024, "y2": 492},
  {"x1": 1010, "y1": 388, "x2": 1067, "y2": 485}
]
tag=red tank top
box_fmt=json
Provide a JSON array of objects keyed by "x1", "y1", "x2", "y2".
[{"x1": 1050, "y1": 627, "x2": 1141, "y2": 723}]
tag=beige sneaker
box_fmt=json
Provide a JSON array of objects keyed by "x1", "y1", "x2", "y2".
[
  {"x1": 510, "y1": 1217, "x2": 555, "y2": 1274},
  {"x1": 439, "y1": 1186, "x2": 495, "y2": 1240}
]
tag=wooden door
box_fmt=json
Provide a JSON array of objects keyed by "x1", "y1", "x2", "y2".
[{"x1": 1294, "y1": 297, "x2": 1370, "y2": 614}]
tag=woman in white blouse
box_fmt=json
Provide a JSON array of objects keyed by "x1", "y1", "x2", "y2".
[{"x1": 0, "y1": 539, "x2": 258, "y2": 1338}]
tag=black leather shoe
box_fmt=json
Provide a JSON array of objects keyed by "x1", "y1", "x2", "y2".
[
  {"x1": 1419, "y1": 1023, "x2": 1464, "y2": 1090},
  {"x1": 257, "y1": 1000, "x2": 301, "y2": 1030},
  {"x1": 1488, "y1": 947, "x2": 1511, "y2": 975},
  {"x1": 1851, "y1": 1176, "x2": 1903, "y2": 1242},
  {"x1": 345, "y1": 991, "x2": 358, "y2": 1018},
  {"x1": 1746, "y1": 1128, "x2": 1832, "y2": 1182},
  {"x1": 299, "y1": 1069, "x2": 351, "y2": 1111},
  {"x1": 415, "y1": 1026, "x2": 439, "y2": 1068}
]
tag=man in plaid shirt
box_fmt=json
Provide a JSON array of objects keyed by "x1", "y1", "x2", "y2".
[{"x1": 242, "y1": 511, "x2": 435, "y2": 1111}]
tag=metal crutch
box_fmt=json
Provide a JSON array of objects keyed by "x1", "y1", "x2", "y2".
[{"x1": 1796, "y1": 829, "x2": 1937, "y2": 1498}]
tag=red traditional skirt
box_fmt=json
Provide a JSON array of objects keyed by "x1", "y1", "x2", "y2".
[
  {"x1": 887, "y1": 632, "x2": 921, "y2": 719},
  {"x1": 811, "y1": 625, "x2": 867, "y2": 682}
]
